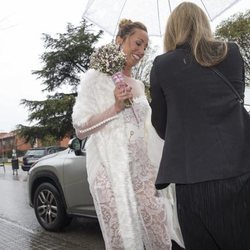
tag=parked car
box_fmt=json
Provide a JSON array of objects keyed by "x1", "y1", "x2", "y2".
[
  {"x1": 27, "y1": 138, "x2": 96, "y2": 231},
  {"x1": 22, "y1": 146, "x2": 66, "y2": 171}
]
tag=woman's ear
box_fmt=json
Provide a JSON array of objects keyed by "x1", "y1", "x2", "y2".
[{"x1": 115, "y1": 36, "x2": 123, "y2": 47}]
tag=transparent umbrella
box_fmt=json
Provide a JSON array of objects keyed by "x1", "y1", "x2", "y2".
[{"x1": 83, "y1": 0, "x2": 241, "y2": 37}]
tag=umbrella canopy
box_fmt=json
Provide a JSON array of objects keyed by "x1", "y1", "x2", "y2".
[{"x1": 83, "y1": 0, "x2": 241, "y2": 37}]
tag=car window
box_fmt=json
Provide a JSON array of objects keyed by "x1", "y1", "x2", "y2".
[
  {"x1": 48, "y1": 149, "x2": 57, "y2": 154},
  {"x1": 25, "y1": 149, "x2": 46, "y2": 157}
]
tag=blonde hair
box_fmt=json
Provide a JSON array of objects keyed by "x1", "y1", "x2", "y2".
[
  {"x1": 164, "y1": 2, "x2": 227, "y2": 67},
  {"x1": 116, "y1": 18, "x2": 147, "y2": 39}
]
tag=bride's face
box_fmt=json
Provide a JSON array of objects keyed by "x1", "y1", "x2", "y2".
[{"x1": 120, "y1": 29, "x2": 149, "y2": 68}]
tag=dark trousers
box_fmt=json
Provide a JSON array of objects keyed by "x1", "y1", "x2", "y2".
[
  {"x1": 175, "y1": 172, "x2": 250, "y2": 250},
  {"x1": 172, "y1": 240, "x2": 185, "y2": 250}
]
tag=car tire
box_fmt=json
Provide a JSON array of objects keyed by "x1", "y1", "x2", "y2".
[{"x1": 33, "y1": 182, "x2": 72, "y2": 231}]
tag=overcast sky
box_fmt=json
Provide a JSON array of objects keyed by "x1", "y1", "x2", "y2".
[{"x1": 0, "y1": 0, "x2": 249, "y2": 132}]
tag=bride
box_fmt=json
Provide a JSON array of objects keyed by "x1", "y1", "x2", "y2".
[{"x1": 72, "y1": 19, "x2": 183, "y2": 250}]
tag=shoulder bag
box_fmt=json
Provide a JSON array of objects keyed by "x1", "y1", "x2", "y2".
[{"x1": 210, "y1": 67, "x2": 244, "y2": 104}]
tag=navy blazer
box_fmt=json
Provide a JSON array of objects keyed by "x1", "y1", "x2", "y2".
[{"x1": 150, "y1": 42, "x2": 250, "y2": 189}]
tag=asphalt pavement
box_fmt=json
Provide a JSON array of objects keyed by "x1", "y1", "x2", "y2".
[{"x1": 0, "y1": 164, "x2": 105, "y2": 250}]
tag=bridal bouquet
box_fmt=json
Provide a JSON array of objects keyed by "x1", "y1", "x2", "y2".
[
  {"x1": 90, "y1": 42, "x2": 126, "y2": 76},
  {"x1": 89, "y1": 42, "x2": 132, "y2": 107}
]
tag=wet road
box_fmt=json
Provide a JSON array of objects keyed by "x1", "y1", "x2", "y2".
[{"x1": 0, "y1": 165, "x2": 105, "y2": 249}]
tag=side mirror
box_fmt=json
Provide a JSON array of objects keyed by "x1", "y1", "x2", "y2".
[{"x1": 68, "y1": 137, "x2": 83, "y2": 156}]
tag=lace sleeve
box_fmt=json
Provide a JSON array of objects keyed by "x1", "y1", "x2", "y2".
[{"x1": 73, "y1": 105, "x2": 118, "y2": 140}]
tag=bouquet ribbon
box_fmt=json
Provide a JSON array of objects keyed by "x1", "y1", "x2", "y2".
[{"x1": 112, "y1": 72, "x2": 133, "y2": 108}]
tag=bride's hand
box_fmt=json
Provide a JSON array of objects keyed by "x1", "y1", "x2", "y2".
[{"x1": 114, "y1": 83, "x2": 132, "y2": 113}]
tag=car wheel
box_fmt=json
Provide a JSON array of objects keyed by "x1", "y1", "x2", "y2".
[{"x1": 33, "y1": 182, "x2": 72, "y2": 231}]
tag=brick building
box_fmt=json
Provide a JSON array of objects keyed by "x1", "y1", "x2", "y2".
[
  {"x1": 0, "y1": 132, "x2": 30, "y2": 159},
  {"x1": 0, "y1": 132, "x2": 70, "y2": 159}
]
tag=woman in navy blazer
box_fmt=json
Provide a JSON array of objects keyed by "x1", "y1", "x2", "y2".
[{"x1": 150, "y1": 2, "x2": 250, "y2": 250}]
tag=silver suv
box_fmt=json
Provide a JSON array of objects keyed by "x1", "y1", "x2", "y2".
[{"x1": 27, "y1": 138, "x2": 96, "y2": 231}]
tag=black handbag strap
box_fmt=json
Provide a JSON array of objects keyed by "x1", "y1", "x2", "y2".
[{"x1": 211, "y1": 67, "x2": 244, "y2": 104}]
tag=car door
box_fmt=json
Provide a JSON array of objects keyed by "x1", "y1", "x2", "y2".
[{"x1": 63, "y1": 144, "x2": 95, "y2": 216}]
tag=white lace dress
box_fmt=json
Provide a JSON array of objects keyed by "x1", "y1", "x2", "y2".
[{"x1": 72, "y1": 72, "x2": 172, "y2": 250}]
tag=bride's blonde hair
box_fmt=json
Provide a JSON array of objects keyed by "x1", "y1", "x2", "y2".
[
  {"x1": 164, "y1": 2, "x2": 227, "y2": 67},
  {"x1": 116, "y1": 18, "x2": 147, "y2": 39}
]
